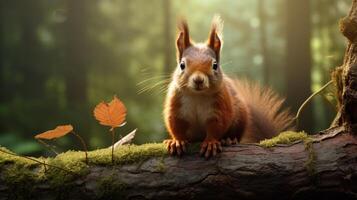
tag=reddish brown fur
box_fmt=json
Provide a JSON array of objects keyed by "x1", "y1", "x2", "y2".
[
  {"x1": 205, "y1": 83, "x2": 234, "y2": 141},
  {"x1": 164, "y1": 92, "x2": 189, "y2": 141},
  {"x1": 164, "y1": 15, "x2": 294, "y2": 157}
]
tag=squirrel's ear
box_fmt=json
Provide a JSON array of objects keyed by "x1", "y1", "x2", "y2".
[
  {"x1": 207, "y1": 15, "x2": 223, "y2": 61},
  {"x1": 176, "y1": 18, "x2": 191, "y2": 62}
]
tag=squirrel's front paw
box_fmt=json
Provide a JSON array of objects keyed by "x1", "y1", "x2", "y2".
[
  {"x1": 200, "y1": 140, "x2": 222, "y2": 159},
  {"x1": 163, "y1": 139, "x2": 187, "y2": 156}
]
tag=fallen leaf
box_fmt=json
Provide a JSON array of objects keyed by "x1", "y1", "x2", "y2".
[
  {"x1": 111, "y1": 129, "x2": 137, "y2": 149},
  {"x1": 94, "y1": 96, "x2": 127, "y2": 130},
  {"x1": 35, "y1": 125, "x2": 73, "y2": 140}
]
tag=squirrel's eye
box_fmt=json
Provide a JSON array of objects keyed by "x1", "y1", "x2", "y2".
[
  {"x1": 212, "y1": 61, "x2": 218, "y2": 70},
  {"x1": 180, "y1": 61, "x2": 185, "y2": 70}
]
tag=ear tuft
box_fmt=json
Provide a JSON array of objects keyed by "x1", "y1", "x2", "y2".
[
  {"x1": 211, "y1": 15, "x2": 224, "y2": 39},
  {"x1": 176, "y1": 17, "x2": 191, "y2": 62},
  {"x1": 208, "y1": 14, "x2": 224, "y2": 61}
]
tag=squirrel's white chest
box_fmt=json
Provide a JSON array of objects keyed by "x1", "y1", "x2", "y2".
[{"x1": 178, "y1": 95, "x2": 215, "y2": 127}]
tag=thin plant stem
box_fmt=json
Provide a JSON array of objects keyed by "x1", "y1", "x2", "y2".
[
  {"x1": 295, "y1": 80, "x2": 333, "y2": 127},
  {"x1": 43, "y1": 160, "x2": 47, "y2": 172},
  {"x1": 110, "y1": 128, "x2": 115, "y2": 164},
  {"x1": 0, "y1": 148, "x2": 45, "y2": 168},
  {"x1": 36, "y1": 139, "x2": 58, "y2": 155},
  {"x1": 71, "y1": 131, "x2": 88, "y2": 164}
]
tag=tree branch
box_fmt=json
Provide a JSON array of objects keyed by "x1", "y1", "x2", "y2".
[{"x1": 0, "y1": 127, "x2": 356, "y2": 200}]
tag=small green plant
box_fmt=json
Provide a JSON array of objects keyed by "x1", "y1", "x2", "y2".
[
  {"x1": 294, "y1": 80, "x2": 334, "y2": 126},
  {"x1": 35, "y1": 125, "x2": 89, "y2": 164},
  {"x1": 0, "y1": 96, "x2": 140, "y2": 183},
  {"x1": 93, "y1": 96, "x2": 127, "y2": 164},
  {"x1": 31, "y1": 95, "x2": 129, "y2": 166}
]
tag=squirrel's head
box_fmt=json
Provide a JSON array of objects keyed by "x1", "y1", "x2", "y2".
[{"x1": 173, "y1": 15, "x2": 224, "y2": 94}]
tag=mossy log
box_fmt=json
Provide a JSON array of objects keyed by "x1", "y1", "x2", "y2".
[{"x1": 0, "y1": 126, "x2": 356, "y2": 200}]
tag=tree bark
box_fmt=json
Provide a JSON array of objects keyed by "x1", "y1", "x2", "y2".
[
  {"x1": 333, "y1": 0, "x2": 357, "y2": 134},
  {"x1": 0, "y1": 127, "x2": 356, "y2": 200}
]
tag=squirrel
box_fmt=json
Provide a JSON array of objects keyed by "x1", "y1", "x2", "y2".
[{"x1": 163, "y1": 15, "x2": 294, "y2": 158}]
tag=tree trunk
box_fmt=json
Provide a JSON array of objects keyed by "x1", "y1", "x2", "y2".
[
  {"x1": 0, "y1": 1, "x2": 4, "y2": 134},
  {"x1": 16, "y1": 1, "x2": 46, "y2": 133},
  {"x1": 285, "y1": 0, "x2": 314, "y2": 132},
  {"x1": 163, "y1": 0, "x2": 174, "y2": 75},
  {"x1": 334, "y1": 0, "x2": 357, "y2": 134},
  {"x1": 258, "y1": 0, "x2": 270, "y2": 85},
  {"x1": 64, "y1": 0, "x2": 89, "y2": 109},
  {"x1": 63, "y1": 0, "x2": 91, "y2": 136},
  {"x1": 0, "y1": 1, "x2": 3, "y2": 102},
  {"x1": 18, "y1": 1, "x2": 44, "y2": 99}
]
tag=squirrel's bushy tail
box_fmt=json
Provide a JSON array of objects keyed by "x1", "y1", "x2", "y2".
[{"x1": 234, "y1": 80, "x2": 295, "y2": 142}]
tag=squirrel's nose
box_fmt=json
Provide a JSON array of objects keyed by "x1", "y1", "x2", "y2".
[{"x1": 193, "y1": 77, "x2": 204, "y2": 86}]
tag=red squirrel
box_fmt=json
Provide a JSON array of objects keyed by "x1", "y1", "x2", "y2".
[{"x1": 163, "y1": 16, "x2": 294, "y2": 158}]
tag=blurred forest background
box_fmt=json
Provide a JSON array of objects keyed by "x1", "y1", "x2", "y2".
[{"x1": 0, "y1": 0, "x2": 351, "y2": 156}]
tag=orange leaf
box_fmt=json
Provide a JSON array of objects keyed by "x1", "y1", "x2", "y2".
[
  {"x1": 35, "y1": 125, "x2": 74, "y2": 140},
  {"x1": 93, "y1": 96, "x2": 127, "y2": 129}
]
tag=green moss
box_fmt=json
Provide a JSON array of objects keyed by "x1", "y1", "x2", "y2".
[
  {"x1": 43, "y1": 143, "x2": 166, "y2": 186},
  {"x1": 45, "y1": 151, "x2": 89, "y2": 186},
  {"x1": 259, "y1": 131, "x2": 309, "y2": 148},
  {"x1": 4, "y1": 163, "x2": 42, "y2": 182},
  {"x1": 0, "y1": 146, "x2": 34, "y2": 166},
  {"x1": 91, "y1": 143, "x2": 167, "y2": 165},
  {"x1": 304, "y1": 138, "x2": 316, "y2": 176},
  {"x1": 0, "y1": 146, "x2": 47, "y2": 183},
  {"x1": 156, "y1": 156, "x2": 166, "y2": 173},
  {"x1": 96, "y1": 173, "x2": 127, "y2": 198},
  {"x1": 1, "y1": 143, "x2": 167, "y2": 186}
]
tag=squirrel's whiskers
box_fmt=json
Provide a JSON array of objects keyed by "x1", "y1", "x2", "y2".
[{"x1": 137, "y1": 77, "x2": 171, "y2": 94}]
